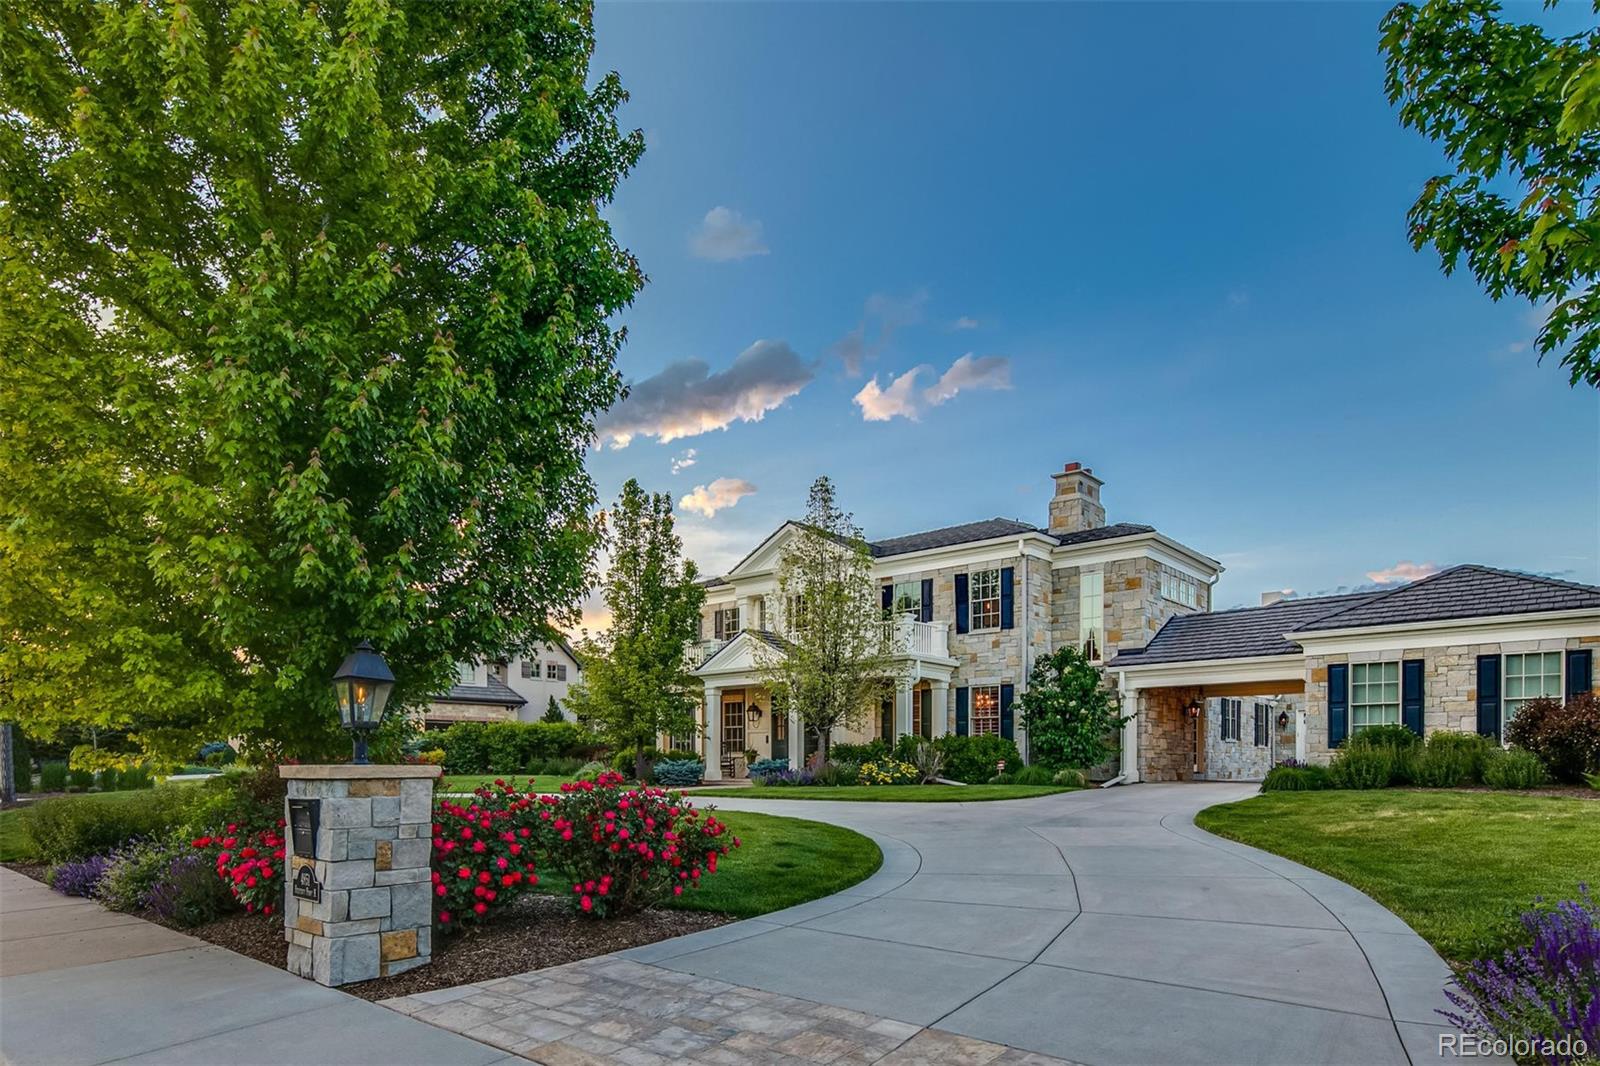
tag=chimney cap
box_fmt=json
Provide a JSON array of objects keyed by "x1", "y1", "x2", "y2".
[{"x1": 1063, "y1": 462, "x2": 1081, "y2": 473}]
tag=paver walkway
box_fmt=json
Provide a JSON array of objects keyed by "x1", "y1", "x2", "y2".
[
  {"x1": 0, "y1": 866, "x2": 511, "y2": 1066},
  {"x1": 390, "y1": 783, "x2": 1488, "y2": 1066}
]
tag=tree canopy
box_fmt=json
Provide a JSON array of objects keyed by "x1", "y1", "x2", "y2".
[
  {"x1": 0, "y1": 0, "x2": 643, "y2": 759},
  {"x1": 1382, "y1": 0, "x2": 1600, "y2": 386},
  {"x1": 565, "y1": 481, "x2": 704, "y2": 780}
]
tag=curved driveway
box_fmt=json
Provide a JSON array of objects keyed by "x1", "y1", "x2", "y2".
[{"x1": 619, "y1": 783, "x2": 1477, "y2": 1066}]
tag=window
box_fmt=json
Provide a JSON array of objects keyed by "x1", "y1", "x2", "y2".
[
  {"x1": 721, "y1": 701, "x2": 745, "y2": 754},
  {"x1": 971, "y1": 685, "x2": 1001, "y2": 736},
  {"x1": 1160, "y1": 566, "x2": 1200, "y2": 608},
  {"x1": 669, "y1": 733, "x2": 696, "y2": 754},
  {"x1": 713, "y1": 606, "x2": 740, "y2": 641},
  {"x1": 891, "y1": 580, "x2": 922, "y2": 618},
  {"x1": 785, "y1": 594, "x2": 809, "y2": 635},
  {"x1": 1351, "y1": 661, "x2": 1401, "y2": 731},
  {"x1": 1079, "y1": 570, "x2": 1104, "y2": 662},
  {"x1": 455, "y1": 662, "x2": 476, "y2": 685},
  {"x1": 1219, "y1": 698, "x2": 1242, "y2": 742},
  {"x1": 1253, "y1": 703, "x2": 1271, "y2": 748},
  {"x1": 520, "y1": 660, "x2": 539, "y2": 679},
  {"x1": 1504, "y1": 652, "x2": 1562, "y2": 723},
  {"x1": 546, "y1": 663, "x2": 567, "y2": 682},
  {"x1": 970, "y1": 569, "x2": 1002, "y2": 630}
]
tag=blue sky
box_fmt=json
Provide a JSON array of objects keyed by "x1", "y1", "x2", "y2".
[{"x1": 582, "y1": 2, "x2": 1599, "y2": 619}]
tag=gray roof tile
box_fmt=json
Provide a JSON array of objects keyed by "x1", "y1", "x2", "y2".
[
  {"x1": 1292, "y1": 564, "x2": 1600, "y2": 631},
  {"x1": 1109, "y1": 592, "x2": 1381, "y2": 666},
  {"x1": 869, "y1": 518, "x2": 1153, "y2": 558},
  {"x1": 432, "y1": 676, "x2": 527, "y2": 707}
]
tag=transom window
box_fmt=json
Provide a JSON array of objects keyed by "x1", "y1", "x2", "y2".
[
  {"x1": 970, "y1": 569, "x2": 1002, "y2": 631},
  {"x1": 891, "y1": 580, "x2": 922, "y2": 618},
  {"x1": 1504, "y1": 652, "x2": 1562, "y2": 723},
  {"x1": 546, "y1": 663, "x2": 567, "y2": 682},
  {"x1": 1219, "y1": 698, "x2": 1242, "y2": 742},
  {"x1": 1351, "y1": 661, "x2": 1401, "y2": 731},
  {"x1": 713, "y1": 606, "x2": 740, "y2": 641},
  {"x1": 1079, "y1": 569, "x2": 1104, "y2": 663},
  {"x1": 1160, "y1": 566, "x2": 1200, "y2": 608},
  {"x1": 971, "y1": 685, "x2": 1001, "y2": 736}
]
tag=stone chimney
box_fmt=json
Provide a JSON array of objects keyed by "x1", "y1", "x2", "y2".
[
  {"x1": 1261, "y1": 590, "x2": 1289, "y2": 606},
  {"x1": 1048, "y1": 462, "x2": 1105, "y2": 535}
]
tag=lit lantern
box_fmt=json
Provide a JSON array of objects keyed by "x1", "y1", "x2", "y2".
[{"x1": 331, "y1": 640, "x2": 396, "y2": 764}]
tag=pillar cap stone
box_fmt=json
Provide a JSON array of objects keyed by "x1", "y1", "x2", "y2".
[{"x1": 279, "y1": 764, "x2": 442, "y2": 780}]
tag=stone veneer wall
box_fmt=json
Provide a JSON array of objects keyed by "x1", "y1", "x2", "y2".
[
  {"x1": 1203, "y1": 694, "x2": 1302, "y2": 781},
  {"x1": 1138, "y1": 686, "x2": 1205, "y2": 782}
]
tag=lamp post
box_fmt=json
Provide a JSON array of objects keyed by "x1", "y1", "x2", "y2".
[{"x1": 331, "y1": 640, "x2": 396, "y2": 765}]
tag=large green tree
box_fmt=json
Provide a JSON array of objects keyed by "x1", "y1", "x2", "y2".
[
  {"x1": 0, "y1": 0, "x2": 643, "y2": 759},
  {"x1": 1382, "y1": 0, "x2": 1600, "y2": 387},
  {"x1": 757, "y1": 476, "x2": 897, "y2": 761},
  {"x1": 565, "y1": 480, "x2": 704, "y2": 781}
]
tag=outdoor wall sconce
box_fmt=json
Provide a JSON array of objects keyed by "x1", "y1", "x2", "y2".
[
  {"x1": 1184, "y1": 699, "x2": 1203, "y2": 719},
  {"x1": 747, "y1": 703, "x2": 764, "y2": 723},
  {"x1": 331, "y1": 639, "x2": 395, "y2": 765},
  {"x1": 1277, "y1": 710, "x2": 1290, "y2": 729}
]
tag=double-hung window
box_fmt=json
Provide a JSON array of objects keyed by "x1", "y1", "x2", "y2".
[
  {"x1": 891, "y1": 580, "x2": 921, "y2": 618},
  {"x1": 1219, "y1": 698, "x2": 1242, "y2": 742},
  {"x1": 520, "y1": 660, "x2": 539, "y2": 679},
  {"x1": 713, "y1": 606, "x2": 740, "y2": 641},
  {"x1": 970, "y1": 685, "x2": 1002, "y2": 736},
  {"x1": 1253, "y1": 703, "x2": 1270, "y2": 748},
  {"x1": 785, "y1": 594, "x2": 809, "y2": 635},
  {"x1": 1079, "y1": 570, "x2": 1104, "y2": 662},
  {"x1": 969, "y1": 569, "x2": 1002, "y2": 631},
  {"x1": 1503, "y1": 652, "x2": 1562, "y2": 723},
  {"x1": 546, "y1": 663, "x2": 567, "y2": 682},
  {"x1": 1350, "y1": 661, "x2": 1401, "y2": 731}
]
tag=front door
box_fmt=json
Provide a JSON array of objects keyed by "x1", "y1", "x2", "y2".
[{"x1": 772, "y1": 711, "x2": 788, "y2": 763}]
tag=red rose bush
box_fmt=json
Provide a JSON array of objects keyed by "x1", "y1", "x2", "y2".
[
  {"x1": 189, "y1": 820, "x2": 286, "y2": 916},
  {"x1": 431, "y1": 779, "x2": 542, "y2": 929}
]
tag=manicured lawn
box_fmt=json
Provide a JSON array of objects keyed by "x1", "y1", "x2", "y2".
[
  {"x1": 1194, "y1": 790, "x2": 1600, "y2": 961},
  {"x1": 438, "y1": 774, "x2": 574, "y2": 794},
  {"x1": 693, "y1": 783, "x2": 1078, "y2": 802},
  {"x1": 664, "y1": 809, "x2": 881, "y2": 918}
]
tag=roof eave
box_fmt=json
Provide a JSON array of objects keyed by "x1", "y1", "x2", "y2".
[{"x1": 1291, "y1": 606, "x2": 1600, "y2": 642}]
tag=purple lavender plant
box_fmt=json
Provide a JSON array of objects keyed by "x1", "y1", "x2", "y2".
[
  {"x1": 1442, "y1": 885, "x2": 1599, "y2": 1066},
  {"x1": 47, "y1": 854, "x2": 113, "y2": 898},
  {"x1": 144, "y1": 849, "x2": 227, "y2": 926}
]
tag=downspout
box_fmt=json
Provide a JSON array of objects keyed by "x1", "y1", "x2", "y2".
[{"x1": 1017, "y1": 538, "x2": 1031, "y2": 765}]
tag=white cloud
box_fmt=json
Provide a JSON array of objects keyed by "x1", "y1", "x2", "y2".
[
  {"x1": 951, "y1": 316, "x2": 979, "y2": 330},
  {"x1": 853, "y1": 353, "x2": 1012, "y2": 422},
  {"x1": 690, "y1": 207, "x2": 768, "y2": 261},
  {"x1": 832, "y1": 289, "x2": 929, "y2": 375},
  {"x1": 671, "y1": 448, "x2": 698, "y2": 475},
  {"x1": 596, "y1": 339, "x2": 813, "y2": 447},
  {"x1": 678, "y1": 478, "x2": 758, "y2": 519},
  {"x1": 1227, "y1": 287, "x2": 1250, "y2": 307},
  {"x1": 1365, "y1": 560, "x2": 1440, "y2": 585}
]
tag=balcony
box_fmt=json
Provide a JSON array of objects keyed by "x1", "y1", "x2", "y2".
[
  {"x1": 685, "y1": 638, "x2": 728, "y2": 669},
  {"x1": 885, "y1": 617, "x2": 951, "y2": 659}
]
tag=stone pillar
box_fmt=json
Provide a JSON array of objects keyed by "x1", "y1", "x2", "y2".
[
  {"x1": 929, "y1": 680, "x2": 950, "y2": 738},
  {"x1": 787, "y1": 704, "x2": 802, "y2": 770},
  {"x1": 279, "y1": 764, "x2": 440, "y2": 987},
  {"x1": 703, "y1": 687, "x2": 722, "y2": 781}
]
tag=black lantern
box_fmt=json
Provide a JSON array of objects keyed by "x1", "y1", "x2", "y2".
[
  {"x1": 1184, "y1": 699, "x2": 1203, "y2": 719},
  {"x1": 331, "y1": 640, "x2": 395, "y2": 764},
  {"x1": 1277, "y1": 710, "x2": 1290, "y2": 729},
  {"x1": 747, "y1": 703, "x2": 764, "y2": 723}
]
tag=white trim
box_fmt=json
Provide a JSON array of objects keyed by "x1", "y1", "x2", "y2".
[
  {"x1": 1116, "y1": 653, "x2": 1306, "y2": 690},
  {"x1": 1293, "y1": 609, "x2": 1600, "y2": 656}
]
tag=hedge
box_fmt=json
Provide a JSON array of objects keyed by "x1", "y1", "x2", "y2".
[{"x1": 434, "y1": 721, "x2": 600, "y2": 774}]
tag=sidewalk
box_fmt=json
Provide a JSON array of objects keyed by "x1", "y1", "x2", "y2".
[{"x1": 0, "y1": 867, "x2": 512, "y2": 1066}]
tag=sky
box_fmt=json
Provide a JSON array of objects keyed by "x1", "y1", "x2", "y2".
[{"x1": 578, "y1": 1, "x2": 1600, "y2": 627}]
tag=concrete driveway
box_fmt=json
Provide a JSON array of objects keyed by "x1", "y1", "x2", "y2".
[{"x1": 610, "y1": 783, "x2": 1473, "y2": 1066}]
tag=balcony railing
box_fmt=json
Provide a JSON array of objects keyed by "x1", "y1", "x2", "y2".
[
  {"x1": 684, "y1": 638, "x2": 727, "y2": 669},
  {"x1": 885, "y1": 617, "x2": 950, "y2": 659}
]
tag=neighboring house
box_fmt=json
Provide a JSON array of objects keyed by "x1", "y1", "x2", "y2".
[
  {"x1": 1109, "y1": 566, "x2": 1600, "y2": 782},
  {"x1": 424, "y1": 640, "x2": 583, "y2": 727},
  {"x1": 679, "y1": 462, "x2": 1222, "y2": 779}
]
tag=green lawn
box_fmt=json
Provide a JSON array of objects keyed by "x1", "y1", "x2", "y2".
[
  {"x1": 691, "y1": 783, "x2": 1078, "y2": 802},
  {"x1": 0, "y1": 789, "x2": 182, "y2": 863},
  {"x1": 438, "y1": 774, "x2": 574, "y2": 794},
  {"x1": 1194, "y1": 791, "x2": 1600, "y2": 961},
  {"x1": 664, "y1": 809, "x2": 881, "y2": 917}
]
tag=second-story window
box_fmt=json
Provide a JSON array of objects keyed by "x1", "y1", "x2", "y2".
[
  {"x1": 1079, "y1": 569, "x2": 1104, "y2": 662},
  {"x1": 1160, "y1": 566, "x2": 1200, "y2": 608},
  {"x1": 546, "y1": 663, "x2": 567, "y2": 682},
  {"x1": 713, "y1": 606, "x2": 740, "y2": 641},
  {"x1": 969, "y1": 569, "x2": 1001, "y2": 631},
  {"x1": 786, "y1": 594, "x2": 809, "y2": 634},
  {"x1": 520, "y1": 660, "x2": 539, "y2": 679},
  {"x1": 891, "y1": 580, "x2": 921, "y2": 618}
]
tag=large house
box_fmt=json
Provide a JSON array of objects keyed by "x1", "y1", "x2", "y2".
[
  {"x1": 683, "y1": 460, "x2": 1600, "y2": 783},
  {"x1": 425, "y1": 640, "x2": 583, "y2": 727}
]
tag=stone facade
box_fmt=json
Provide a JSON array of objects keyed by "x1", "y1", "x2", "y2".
[
  {"x1": 1138, "y1": 686, "x2": 1205, "y2": 782},
  {"x1": 1203, "y1": 694, "x2": 1301, "y2": 780},
  {"x1": 280, "y1": 764, "x2": 439, "y2": 986}
]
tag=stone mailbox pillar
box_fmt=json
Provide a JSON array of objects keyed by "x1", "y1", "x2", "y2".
[{"x1": 279, "y1": 764, "x2": 440, "y2": 986}]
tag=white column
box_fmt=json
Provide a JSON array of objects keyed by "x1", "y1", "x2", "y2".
[
  {"x1": 703, "y1": 687, "x2": 722, "y2": 781},
  {"x1": 894, "y1": 681, "x2": 914, "y2": 741},
  {"x1": 929, "y1": 679, "x2": 950, "y2": 738},
  {"x1": 1119, "y1": 673, "x2": 1140, "y2": 783},
  {"x1": 1295, "y1": 707, "x2": 1307, "y2": 764},
  {"x1": 787, "y1": 705, "x2": 801, "y2": 770}
]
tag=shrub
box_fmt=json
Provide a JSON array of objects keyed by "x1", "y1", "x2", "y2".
[
  {"x1": 1017, "y1": 644, "x2": 1128, "y2": 770},
  {"x1": 1052, "y1": 768, "x2": 1088, "y2": 787},
  {"x1": 652, "y1": 759, "x2": 705, "y2": 787},
  {"x1": 829, "y1": 740, "x2": 888, "y2": 765},
  {"x1": 98, "y1": 840, "x2": 180, "y2": 912},
  {"x1": 574, "y1": 761, "x2": 607, "y2": 781},
  {"x1": 38, "y1": 761, "x2": 68, "y2": 791},
  {"x1": 1261, "y1": 764, "x2": 1331, "y2": 791},
  {"x1": 531, "y1": 756, "x2": 584, "y2": 777},
  {"x1": 542, "y1": 697, "x2": 565, "y2": 724},
  {"x1": 145, "y1": 849, "x2": 234, "y2": 927},
  {"x1": 7, "y1": 724, "x2": 33, "y2": 792},
  {"x1": 933, "y1": 735, "x2": 1023, "y2": 784},
  {"x1": 538, "y1": 772, "x2": 739, "y2": 917},
  {"x1": 746, "y1": 758, "x2": 790, "y2": 781},
  {"x1": 858, "y1": 759, "x2": 918, "y2": 786},
  {"x1": 431, "y1": 781, "x2": 542, "y2": 929},
  {"x1": 755, "y1": 768, "x2": 815, "y2": 787},
  {"x1": 1013, "y1": 765, "x2": 1055, "y2": 786},
  {"x1": 1481, "y1": 748, "x2": 1547, "y2": 790},
  {"x1": 47, "y1": 854, "x2": 114, "y2": 897},
  {"x1": 988, "y1": 772, "x2": 1015, "y2": 785},
  {"x1": 98, "y1": 767, "x2": 120, "y2": 792},
  {"x1": 1505, "y1": 694, "x2": 1600, "y2": 784},
  {"x1": 1417, "y1": 731, "x2": 1494, "y2": 786},
  {"x1": 406, "y1": 749, "x2": 446, "y2": 766},
  {"x1": 909, "y1": 740, "x2": 944, "y2": 784},
  {"x1": 25, "y1": 789, "x2": 211, "y2": 864},
  {"x1": 67, "y1": 767, "x2": 94, "y2": 791},
  {"x1": 1327, "y1": 747, "x2": 1394, "y2": 790},
  {"x1": 434, "y1": 720, "x2": 594, "y2": 774},
  {"x1": 197, "y1": 742, "x2": 237, "y2": 766},
  {"x1": 613, "y1": 747, "x2": 663, "y2": 777},
  {"x1": 1443, "y1": 886, "x2": 1599, "y2": 1062},
  {"x1": 189, "y1": 819, "x2": 287, "y2": 916},
  {"x1": 812, "y1": 760, "x2": 859, "y2": 786},
  {"x1": 1346, "y1": 723, "x2": 1422, "y2": 752}
]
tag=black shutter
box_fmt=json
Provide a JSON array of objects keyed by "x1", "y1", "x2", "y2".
[
  {"x1": 956, "y1": 687, "x2": 969, "y2": 735},
  {"x1": 713, "y1": 610, "x2": 723, "y2": 642},
  {"x1": 955, "y1": 573, "x2": 969, "y2": 634},
  {"x1": 1401, "y1": 659, "x2": 1425, "y2": 737},
  {"x1": 1476, "y1": 655, "x2": 1501, "y2": 739},
  {"x1": 1327, "y1": 663, "x2": 1349, "y2": 748},
  {"x1": 1000, "y1": 683, "x2": 1015, "y2": 740},
  {"x1": 920, "y1": 578, "x2": 933, "y2": 623},
  {"x1": 1566, "y1": 650, "x2": 1593, "y2": 698},
  {"x1": 882, "y1": 584, "x2": 893, "y2": 615},
  {"x1": 1000, "y1": 567, "x2": 1015, "y2": 631}
]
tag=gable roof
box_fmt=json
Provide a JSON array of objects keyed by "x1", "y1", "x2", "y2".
[
  {"x1": 869, "y1": 518, "x2": 1040, "y2": 557},
  {"x1": 1109, "y1": 592, "x2": 1382, "y2": 666},
  {"x1": 696, "y1": 628, "x2": 790, "y2": 673},
  {"x1": 1292, "y1": 564, "x2": 1600, "y2": 632},
  {"x1": 433, "y1": 676, "x2": 527, "y2": 707}
]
